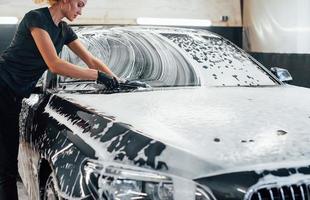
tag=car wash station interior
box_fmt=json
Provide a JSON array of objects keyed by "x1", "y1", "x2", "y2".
[{"x1": 1, "y1": 0, "x2": 310, "y2": 200}]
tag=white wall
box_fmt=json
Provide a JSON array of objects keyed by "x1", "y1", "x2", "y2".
[
  {"x1": 0, "y1": 0, "x2": 241, "y2": 26},
  {"x1": 243, "y1": 0, "x2": 310, "y2": 53}
]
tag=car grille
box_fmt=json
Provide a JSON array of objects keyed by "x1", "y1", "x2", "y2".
[{"x1": 248, "y1": 183, "x2": 310, "y2": 200}]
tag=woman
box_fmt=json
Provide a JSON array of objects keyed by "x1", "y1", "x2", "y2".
[{"x1": 0, "y1": 0, "x2": 119, "y2": 199}]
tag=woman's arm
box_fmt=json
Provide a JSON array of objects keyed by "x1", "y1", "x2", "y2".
[
  {"x1": 67, "y1": 39, "x2": 117, "y2": 78},
  {"x1": 30, "y1": 27, "x2": 98, "y2": 80}
]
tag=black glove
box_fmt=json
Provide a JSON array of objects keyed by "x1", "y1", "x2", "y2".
[{"x1": 97, "y1": 71, "x2": 119, "y2": 90}]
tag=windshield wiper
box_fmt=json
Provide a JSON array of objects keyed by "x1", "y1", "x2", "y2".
[
  {"x1": 120, "y1": 80, "x2": 151, "y2": 89},
  {"x1": 97, "y1": 80, "x2": 151, "y2": 94}
]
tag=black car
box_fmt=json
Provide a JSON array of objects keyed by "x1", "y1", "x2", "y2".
[{"x1": 19, "y1": 26, "x2": 310, "y2": 200}]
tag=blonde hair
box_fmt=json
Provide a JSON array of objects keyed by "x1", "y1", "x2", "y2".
[{"x1": 33, "y1": 0, "x2": 59, "y2": 6}]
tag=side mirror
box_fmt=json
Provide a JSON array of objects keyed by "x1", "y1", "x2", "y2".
[
  {"x1": 270, "y1": 67, "x2": 293, "y2": 83},
  {"x1": 42, "y1": 70, "x2": 57, "y2": 92},
  {"x1": 33, "y1": 70, "x2": 57, "y2": 94},
  {"x1": 33, "y1": 72, "x2": 45, "y2": 94}
]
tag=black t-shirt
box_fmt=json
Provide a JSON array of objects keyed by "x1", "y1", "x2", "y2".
[{"x1": 0, "y1": 7, "x2": 78, "y2": 97}]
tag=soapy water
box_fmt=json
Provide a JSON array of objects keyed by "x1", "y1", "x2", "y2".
[{"x1": 60, "y1": 27, "x2": 277, "y2": 88}]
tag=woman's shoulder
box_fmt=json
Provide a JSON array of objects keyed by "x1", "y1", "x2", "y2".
[
  {"x1": 20, "y1": 7, "x2": 50, "y2": 31},
  {"x1": 25, "y1": 7, "x2": 48, "y2": 19}
]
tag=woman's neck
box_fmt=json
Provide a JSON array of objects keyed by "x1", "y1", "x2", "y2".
[{"x1": 48, "y1": 4, "x2": 64, "y2": 26}]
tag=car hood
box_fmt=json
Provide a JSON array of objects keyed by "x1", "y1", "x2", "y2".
[{"x1": 59, "y1": 85, "x2": 310, "y2": 178}]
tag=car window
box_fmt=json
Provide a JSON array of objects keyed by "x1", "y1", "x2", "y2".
[{"x1": 59, "y1": 27, "x2": 278, "y2": 88}]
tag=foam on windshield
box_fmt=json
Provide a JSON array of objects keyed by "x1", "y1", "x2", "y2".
[{"x1": 60, "y1": 27, "x2": 277, "y2": 88}]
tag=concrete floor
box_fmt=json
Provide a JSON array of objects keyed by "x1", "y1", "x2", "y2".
[{"x1": 17, "y1": 180, "x2": 30, "y2": 200}]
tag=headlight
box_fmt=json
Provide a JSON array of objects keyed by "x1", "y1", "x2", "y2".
[{"x1": 81, "y1": 160, "x2": 216, "y2": 200}]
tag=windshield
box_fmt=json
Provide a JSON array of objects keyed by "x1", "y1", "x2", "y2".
[{"x1": 59, "y1": 27, "x2": 278, "y2": 88}]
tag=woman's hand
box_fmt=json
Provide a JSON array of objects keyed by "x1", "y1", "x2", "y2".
[{"x1": 97, "y1": 71, "x2": 120, "y2": 90}]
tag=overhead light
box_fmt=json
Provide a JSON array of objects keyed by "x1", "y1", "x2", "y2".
[
  {"x1": 136, "y1": 17, "x2": 212, "y2": 27},
  {"x1": 0, "y1": 17, "x2": 18, "y2": 24}
]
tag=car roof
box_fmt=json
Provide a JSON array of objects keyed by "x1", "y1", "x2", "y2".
[{"x1": 73, "y1": 25, "x2": 220, "y2": 38}]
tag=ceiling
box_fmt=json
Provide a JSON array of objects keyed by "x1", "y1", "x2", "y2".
[{"x1": 0, "y1": 0, "x2": 242, "y2": 26}]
